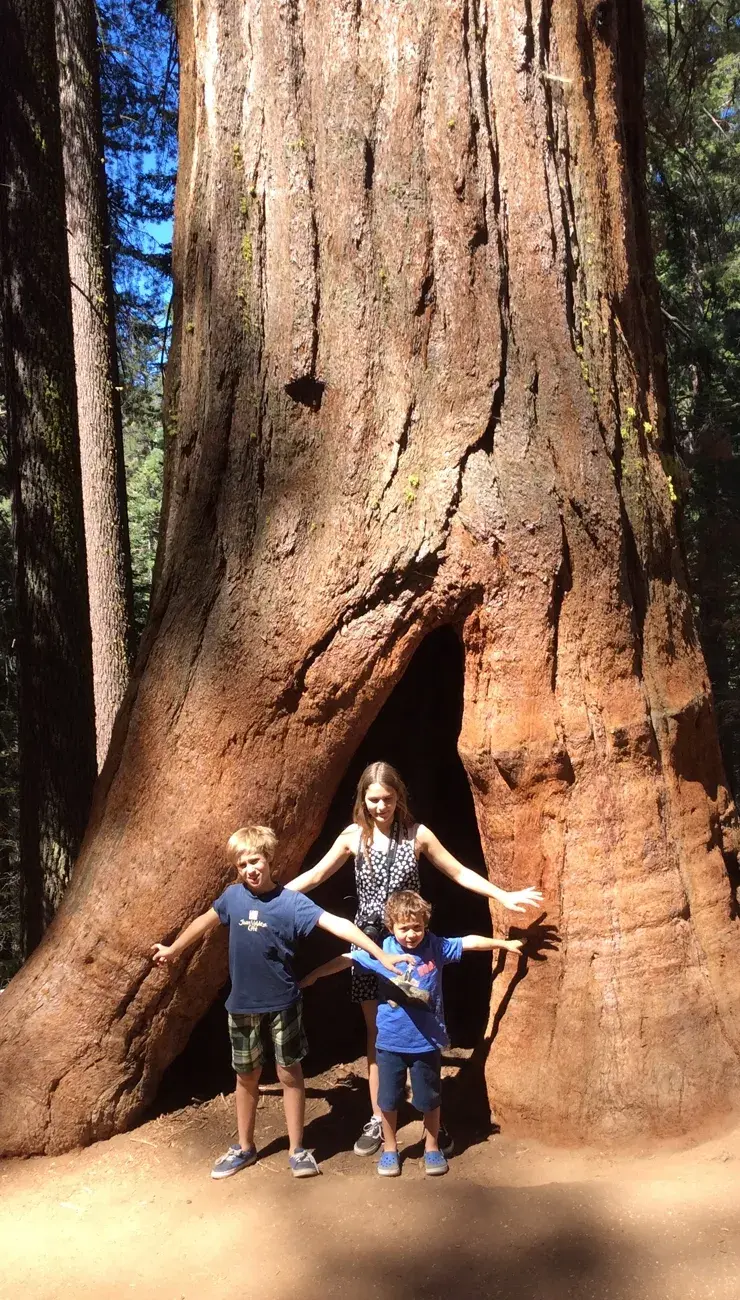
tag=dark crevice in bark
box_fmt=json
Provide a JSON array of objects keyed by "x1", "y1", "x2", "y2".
[
  {"x1": 308, "y1": 194, "x2": 320, "y2": 380},
  {"x1": 549, "y1": 515, "x2": 573, "y2": 693},
  {"x1": 521, "y1": 0, "x2": 535, "y2": 71},
  {"x1": 470, "y1": 218, "x2": 488, "y2": 251},
  {"x1": 481, "y1": 374, "x2": 504, "y2": 457},
  {"x1": 363, "y1": 137, "x2": 374, "y2": 190},
  {"x1": 463, "y1": 0, "x2": 510, "y2": 460},
  {"x1": 722, "y1": 846, "x2": 740, "y2": 922},
  {"x1": 284, "y1": 376, "x2": 325, "y2": 410},
  {"x1": 414, "y1": 271, "x2": 435, "y2": 314},
  {"x1": 381, "y1": 401, "x2": 414, "y2": 499}
]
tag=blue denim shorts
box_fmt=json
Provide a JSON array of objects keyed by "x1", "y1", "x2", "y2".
[{"x1": 376, "y1": 1047, "x2": 442, "y2": 1114}]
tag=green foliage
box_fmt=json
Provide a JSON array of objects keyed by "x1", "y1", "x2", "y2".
[
  {"x1": 645, "y1": 1, "x2": 740, "y2": 794},
  {"x1": 97, "y1": 0, "x2": 175, "y2": 632},
  {"x1": 646, "y1": 1, "x2": 740, "y2": 447},
  {"x1": 99, "y1": 0, "x2": 178, "y2": 355},
  {"x1": 121, "y1": 331, "x2": 165, "y2": 633}
]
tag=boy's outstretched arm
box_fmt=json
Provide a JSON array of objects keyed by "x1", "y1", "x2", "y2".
[
  {"x1": 461, "y1": 935, "x2": 524, "y2": 954},
  {"x1": 316, "y1": 913, "x2": 413, "y2": 974},
  {"x1": 152, "y1": 908, "x2": 221, "y2": 966},
  {"x1": 299, "y1": 954, "x2": 352, "y2": 989}
]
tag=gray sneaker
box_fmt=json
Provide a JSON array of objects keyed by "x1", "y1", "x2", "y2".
[
  {"x1": 289, "y1": 1147, "x2": 320, "y2": 1178},
  {"x1": 211, "y1": 1144, "x2": 257, "y2": 1179},
  {"x1": 354, "y1": 1115, "x2": 383, "y2": 1156}
]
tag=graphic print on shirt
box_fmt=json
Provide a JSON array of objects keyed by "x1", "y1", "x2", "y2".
[
  {"x1": 239, "y1": 909, "x2": 267, "y2": 931},
  {"x1": 212, "y1": 883, "x2": 324, "y2": 1014}
]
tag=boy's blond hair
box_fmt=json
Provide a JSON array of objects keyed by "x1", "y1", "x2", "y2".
[
  {"x1": 227, "y1": 825, "x2": 278, "y2": 865},
  {"x1": 384, "y1": 889, "x2": 432, "y2": 930}
]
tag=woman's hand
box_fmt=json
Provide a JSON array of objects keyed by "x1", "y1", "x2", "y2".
[
  {"x1": 500, "y1": 887, "x2": 543, "y2": 913},
  {"x1": 298, "y1": 971, "x2": 318, "y2": 989}
]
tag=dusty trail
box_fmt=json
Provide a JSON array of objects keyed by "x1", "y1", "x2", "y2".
[{"x1": 2, "y1": 1059, "x2": 740, "y2": 1300}]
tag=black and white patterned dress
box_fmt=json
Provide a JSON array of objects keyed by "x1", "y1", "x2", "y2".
[{"x1": 351, "y1": 824, "x2": 421, "y2": 1003}]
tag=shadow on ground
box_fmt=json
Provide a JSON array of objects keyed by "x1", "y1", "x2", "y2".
[{"x1": 281, "y1": 1180, "x2": 657, "y2": 1300}]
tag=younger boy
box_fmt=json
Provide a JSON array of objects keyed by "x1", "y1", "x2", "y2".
[
  {"x1": 152, "y1": 825, "x2": 410, "y2": 1179},
  {"x1": 300, "y1": 888, "x2": 523, "y2": 1177}
]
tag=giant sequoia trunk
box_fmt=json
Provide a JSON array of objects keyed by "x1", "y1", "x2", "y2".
[
  {"x1": 55, "y1": 0, "x2": 136, "y2": 769},
  {"x1": 0, "y1": 0, "x2": 97, "y2": 953},
  {"x1": 2, "y1": 0, "x2": 740, "y2": 1156}
]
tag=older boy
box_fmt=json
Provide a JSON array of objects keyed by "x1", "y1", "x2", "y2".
[
  {"x1": 300, "y1": 888, "x2": 523, "y2": 1176},
  {"x1": 152, "y1": 825, "x2": 409, "y2": 1179}
]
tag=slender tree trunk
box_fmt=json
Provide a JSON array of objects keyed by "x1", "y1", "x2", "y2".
[
  {"x1": 2, "y1": 0, "x2": 740, "y2": 1154},
  {"x1": 0, "y1": 0, "x2": 97, "y2": 951},
  {"x1": 55, "y1": 0, "x2": 136, "y2": 769}
]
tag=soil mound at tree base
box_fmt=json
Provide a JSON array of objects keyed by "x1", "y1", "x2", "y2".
[{"x1": 1, "y1": 1057, "x2": 740, "y2": 1300}]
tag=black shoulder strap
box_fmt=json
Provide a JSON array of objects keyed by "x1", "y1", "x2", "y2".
[{"x1": 381, "y1": 819, "x2": 400, "y2": 895}]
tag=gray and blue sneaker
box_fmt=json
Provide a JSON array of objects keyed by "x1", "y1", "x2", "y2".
[
  {"x1": 353, "y1": 1115, "x2": 383, "y2": 1156},
  {"x1": 377, "y1": 1150, "x2": 401, "y2": 1177},
  {"x1": 211, "y1": 1144, "x2": 257, "y2": 1179},
  {"x1": 289, "y1": 1147, "x2": 320, "y2": 1178}
]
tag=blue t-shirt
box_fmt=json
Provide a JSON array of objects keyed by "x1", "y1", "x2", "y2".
[
  {"x1": 213, "y1": 883, "x2": 324, "y2": 1014},
  {"x1": 353, "y1": 933, "x2": 463, "y2": 1053}
]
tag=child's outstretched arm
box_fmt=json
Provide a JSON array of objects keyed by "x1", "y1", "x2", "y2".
[
  {"x1": 285, "y1": 829, "x2": 355, "y2": 894},
  {"x1": 316, "y1": 912, "x2": 414, "y2": 975},
  {"x1": 152, "y1": 908, "x2": 221, "y2": 967},
  {"x1": 461, "y1": 935, "x2": 524, "y2": 955},
  {"x1": 299, "y1": 954, "x2": 352, "y2": 989}
]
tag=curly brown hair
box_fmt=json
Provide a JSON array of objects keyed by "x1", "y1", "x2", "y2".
[{"x1": 384, "y1": 890, "x2": 432, "y2": 930}]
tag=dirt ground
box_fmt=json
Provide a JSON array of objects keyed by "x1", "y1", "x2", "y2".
[{"x1": 2, "y1": 1053, "x2": 740, "y2": 1300}]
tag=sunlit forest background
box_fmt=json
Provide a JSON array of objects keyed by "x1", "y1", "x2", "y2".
[{"x1": 0, "y1": 0, "x2": 738, "y2": 982}]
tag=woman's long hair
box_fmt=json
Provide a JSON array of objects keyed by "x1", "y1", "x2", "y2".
[{"x1": 352, "y1": 761, "x2": 412, "y2": 857}]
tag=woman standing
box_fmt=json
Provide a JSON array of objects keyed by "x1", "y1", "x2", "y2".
[{"x1": 287, "y1": 761, "x2": 543, "y2": 1156}]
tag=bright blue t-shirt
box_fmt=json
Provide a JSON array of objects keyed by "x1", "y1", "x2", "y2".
[
  {"x1": 353, "y1": 933, "x2": 463, "y2": 1053},
  {"x1": 213, "y1": 883, "x2": 324, "y2": 1014}
]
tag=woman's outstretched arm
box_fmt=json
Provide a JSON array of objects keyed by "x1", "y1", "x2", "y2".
[
  {"x1": 285, "y1": 827, "x2": 356, "y2": 894},
  {"x1": 416, "y1": 825, "x2": 543, "y2": 913}
]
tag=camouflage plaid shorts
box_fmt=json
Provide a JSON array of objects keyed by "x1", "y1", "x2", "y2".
[{"x1": 227, "y1": 998, "x2": 308, "y2": 1075}]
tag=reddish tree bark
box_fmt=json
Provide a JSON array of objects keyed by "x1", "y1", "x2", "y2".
[{"x1": 1, "y1": 0, "x2": 740, "y2": 1155}]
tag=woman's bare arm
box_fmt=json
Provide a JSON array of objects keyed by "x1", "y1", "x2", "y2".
[
  {"x1": 285, "y1": 827, "x2": 357, "y2": 894},
  {"x1": 416, "y1": 825, "x2": 543, "y2": 913}
]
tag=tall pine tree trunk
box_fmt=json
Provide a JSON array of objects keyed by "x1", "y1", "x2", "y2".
[
  {"x1": 55, "y1": 0, "x2": 136, "y2": 769},
  {"x1": 0, "y1": 0, "x2": 97, "y2": 951},
  {"x1": 1, "y1": 0, "x2": 740, "y2": 1154}
]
